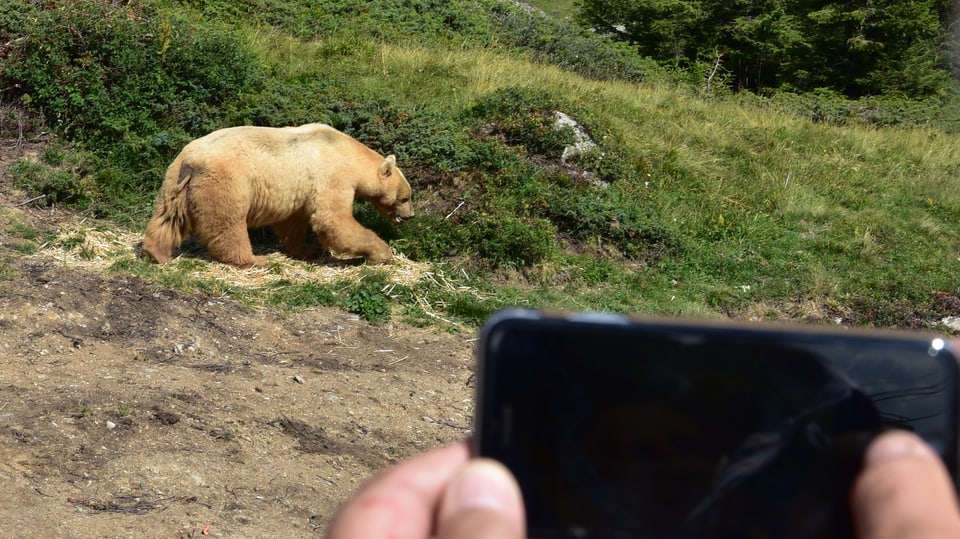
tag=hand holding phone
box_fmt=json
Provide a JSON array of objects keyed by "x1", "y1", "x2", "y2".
[{"x1": 474, "y1": 310, "x2": 960, "y2": 539}]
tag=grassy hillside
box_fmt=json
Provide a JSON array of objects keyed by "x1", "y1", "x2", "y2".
[
  {"x1": 3, "y1": 0, "x2": 960, "y2": 330},
  {"x1": 526, "y1": 0, "x2": 578, "y2": 19}
]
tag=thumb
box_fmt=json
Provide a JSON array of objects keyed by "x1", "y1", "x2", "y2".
[
  {"x1": 852, "y1": 430, "x2": 960, "y2": 539},
  {"x1": 436, "y1": 459, "x2": 525, "y2": 539}
]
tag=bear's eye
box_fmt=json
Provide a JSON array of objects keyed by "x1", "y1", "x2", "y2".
[{"x1": 399, "y1": 197, "x2": 410, "y2": 204}]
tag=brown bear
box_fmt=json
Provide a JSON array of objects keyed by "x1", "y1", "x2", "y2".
[{"x1": 140, "y1": 123, "x2": 414, "y2": 267}]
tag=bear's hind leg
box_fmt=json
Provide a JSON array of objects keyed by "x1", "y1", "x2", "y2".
[
  {"x1": 201, "y1": 222, "x2": 264, "y2": 267},
  {"x1": 273, "y1": 213, "x2": 313, "y2": 260}
]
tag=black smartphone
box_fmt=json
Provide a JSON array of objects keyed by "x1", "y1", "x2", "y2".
[{"x1": 474, "y1": 309, "x2": 960, "y2": 539}]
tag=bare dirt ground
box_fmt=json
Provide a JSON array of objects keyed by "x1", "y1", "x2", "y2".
[
  {"x1": 0, "y1": 142, "x2": 476, "y2": 538},
  {"x1": 3, "y1": 129, "x2": 958, "y2": 539}
]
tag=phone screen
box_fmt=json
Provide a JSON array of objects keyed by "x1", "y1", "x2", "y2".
[{"x1": 475, "y1": 311, "x2": 959, "y2": 539}]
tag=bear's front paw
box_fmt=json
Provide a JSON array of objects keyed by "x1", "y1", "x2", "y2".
[{"x1": 364, "y1": 247, "x2": 394, "y2": 264}]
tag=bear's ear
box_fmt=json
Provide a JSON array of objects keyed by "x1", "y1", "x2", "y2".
[{"x1": 380, "y1": 155, "x2": 397, "y2": 177}]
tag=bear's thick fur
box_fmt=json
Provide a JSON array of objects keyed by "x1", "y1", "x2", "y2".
[{"x1": 141, "y1": 123, "x2": 414, "y2": 267}]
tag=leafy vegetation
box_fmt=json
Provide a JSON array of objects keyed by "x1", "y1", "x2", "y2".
[
  {"x1": 339, "y1": 269, "x2": 396, "y2": 324},
  {"x1": 0, "y1": 0, "x2": 262, "y2": 219},
  {"x1": 10, "y1": 145, "x2": 95, "y2": 208},
  {"x1": 530, "y1": 0, "x2": 578, "y2": 20},
  {"x1": 2, "y1": 0, "x2": 959, "y2": 331},
  {"x1": 577, "y1": 0, "x2": 953, "y2": 98}
]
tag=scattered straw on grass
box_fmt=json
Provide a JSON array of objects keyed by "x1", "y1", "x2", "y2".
[{"x1": 32, "y1": 221, "x2": 449, "y2": 291}]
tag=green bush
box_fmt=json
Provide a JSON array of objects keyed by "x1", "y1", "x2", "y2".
[
  {"x1": 396, "y1": 217, "x2": 464, "y2": 261},
  {"x1": 465, "y1": 87, "x2": 574, "y2": 158},
  {"x1": 468, "y1": 213, "x2": 556, "y2": 268},
  {"x1": 230, "y1": 76, "x2": 339, "y2": 129},
  {"x1": 3, "y1": 2, "x2": 260, "y2": 145},
  {"x1": 574, "y1": 145, "x2": 647, "y2": 184},
  {"x1": 326, "y1": 100, "x2": 480, "y2": 173},
  {"x1": 575, "y1": 257, "x2": 619, "y2": 286},
  {"x1": 0, "y1": 0, "x2": 263, "y2": 220},
  {"x1": 541, "y1": 189, "x2": 678, "y2": 262},
  {"x1": 393, "y1": 208, "x2": 557, "y2": 269},
  {"x1": 10, "y1": 146, "x2": 97, "y2": 208},
  {"x1": 186, "y1": 0, "x2": 495, "y2": 44},
  {"x1": 344, "y1": 280, "x2": 392, "y2": 324},
  {"x1": 322, "y1": 98, "x2": 535, "y2": 185}
]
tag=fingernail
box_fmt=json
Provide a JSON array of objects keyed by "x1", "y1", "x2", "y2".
[
  {"x1": 866, "y1": 431, "x2": 937, "y2": 467},
  {"x1": 447, "y1": 459, "x2": 518, "y2": 512}
]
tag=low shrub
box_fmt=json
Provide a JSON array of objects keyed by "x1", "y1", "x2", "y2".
[
  {"x1": 541, "y1": 189, "x2": 678, "y2": 262},
  {"x1": 326, "y1": 100, "x2": 480, "y2": 173},
  {"x1": 2, "y1": 1, "x2": 260, "y2": 148},
  {"x1": 395, "y1": 217, "x2": 464, "y2": 261},
  {"x1": 10, "y1": 146, "x2": 97, "y2": 208},
  {"x1": 0, "y1": 0, "x2": 263, "y2": 220},
  {"x1": 344, "y1": 274, "x2": 392, "y2": 324},
  {"x1": 468, "y1": 213, "x2": 557, "y2": 269},
  {"x1": 464, "y1": 86, "x2": 574, "y2": 158}
]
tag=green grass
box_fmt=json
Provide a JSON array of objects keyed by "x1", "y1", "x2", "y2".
[
  {"x1": 526, "y1": 0, "x2": 579, "y2": 19},
  {"x1": 4, "y1": 0, "x2": 960, "y2": 331}
]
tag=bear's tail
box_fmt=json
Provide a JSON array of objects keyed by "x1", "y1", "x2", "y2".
[{"x1": 141, "y1": 162, "x2": 194, "y2": 264}]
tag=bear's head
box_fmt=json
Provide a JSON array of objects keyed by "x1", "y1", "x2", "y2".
[{"x1": 371, "y1": 155, "x2": 414, "y2": 222}]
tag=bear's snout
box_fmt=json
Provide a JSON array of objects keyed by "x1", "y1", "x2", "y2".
[{"x1": 394, "y1": 204, "x2": 415, "y2": 222}]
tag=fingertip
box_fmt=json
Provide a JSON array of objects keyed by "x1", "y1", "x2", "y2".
[
  {"x1": 444, "y1": 459, "x2": 524, "y2": 518},
  {"x1": 863, "y1": 430, "x2": 938, "y2": 467},
  {"x1": 325, "y1": 441, "x2": 473, "y2": 539},
  {"x1": 438, "y1": 459, "x2": 525, "y2": 539},
  {"x1": 853, "y1": 430, "x2": 960, "y2": 539}
]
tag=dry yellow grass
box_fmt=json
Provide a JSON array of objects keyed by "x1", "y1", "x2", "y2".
[{"x1": 33, "y1": 220, "x2": 439, "y2": 289}]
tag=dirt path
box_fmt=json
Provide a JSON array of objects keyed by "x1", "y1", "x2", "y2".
[{"x1": 0, "y1": 149, "x2": 477, "y2": 538}]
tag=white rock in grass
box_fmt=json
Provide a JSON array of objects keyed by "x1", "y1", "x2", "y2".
[
  {"x1": 942, "y1": 316, "x2": 960, "y2": 332},
  {"x1": 554, "y1": 111, "x2": 597, "y2": 164}
]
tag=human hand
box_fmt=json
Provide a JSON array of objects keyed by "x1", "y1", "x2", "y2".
[
  {"x1": 327, "y1": 422, "x2": 960, "y2": 539},
  {"x1": 324, "y1": 439, "x2": 524, "y2": 539},
  {"x1": 852, "y1": 430, "x2": 960, "y2": 539}
]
